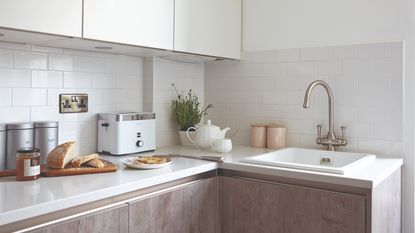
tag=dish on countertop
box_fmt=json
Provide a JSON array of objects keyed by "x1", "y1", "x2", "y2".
[{"x1": 122, "y1": 156, "x2": 172, "y2": 169}]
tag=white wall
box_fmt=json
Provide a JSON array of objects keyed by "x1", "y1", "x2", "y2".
[
  {"x1": 0, "y1": 41, "x2": 143, "y2": 155},
  {"x1": 243, "y1": 0, "x2": 410, "y2": 51},
  {"x1": 206, "y1": 42, "x2": 403, "y2": 155},
  {"x1": 242, "y1": 0, "x2": 415, "y2": 232},
  {"x1": 143, "y1": 57, "x2": 204, "y2": 147}
]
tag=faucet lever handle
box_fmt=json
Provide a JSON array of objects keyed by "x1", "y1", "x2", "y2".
[
  {"x1": 316, "y1": 124, "x2": 322, "y2": 138},
  {"x1": 340, "y1": 126, "x2": 347, "y2": 139}
]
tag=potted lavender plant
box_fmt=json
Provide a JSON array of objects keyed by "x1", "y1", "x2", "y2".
[{"x1": 170, "y1": 84, "x2": 213, "y2": 145}]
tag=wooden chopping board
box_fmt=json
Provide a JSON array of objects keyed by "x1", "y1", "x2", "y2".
[{"x1": 0, "y1": 159, "x2": 117, "y2": 177}]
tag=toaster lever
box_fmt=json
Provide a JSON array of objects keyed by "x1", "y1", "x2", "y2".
[{"x1": 101, "y1": 123, "x2": 109, "y2": 132}]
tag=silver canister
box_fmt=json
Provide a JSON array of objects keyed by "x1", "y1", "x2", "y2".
[
  {"x1": 0, "y1": 124, "x2": 5, "y2": 170},
  {"x1": 6, "y1": 122, "x2": 34, "y2": 169},
  {"x1": 34, "y1": 121, "x2": 59, "y2": 164}
]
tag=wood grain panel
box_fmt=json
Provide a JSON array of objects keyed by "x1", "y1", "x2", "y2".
[
  {"x1": 220, "y1": 176, "x2": 366, "y2": 233},
  {"x1": 371, "y1": 168, "x2": 401, "y2": 233},
  {"x1": 129, "y1": 177, "x2": 217, "y2": 233},
  {"x1": 29, "y1": 205, "x2": 128, "y2": 233}
]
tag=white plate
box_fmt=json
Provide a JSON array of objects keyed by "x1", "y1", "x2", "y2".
[{"x1": 122, "y1": 157, "x2": 172, "y2": 170}]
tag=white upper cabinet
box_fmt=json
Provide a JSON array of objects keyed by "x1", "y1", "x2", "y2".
[
  {"x1": 174, "y1": 0, "x2": 241, "y2": 59},
  {"x1": 0, "y1": 0, "x2": 82, "y2": 37},
  {"x1": 83, "y1": 0, "x2": 174, "y2": 50}
]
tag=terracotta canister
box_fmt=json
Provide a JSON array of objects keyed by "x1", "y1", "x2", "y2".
[
  {"x1": 266, "y1": 124, "x2": 286, "y2": 149},
  {"x1": 250, "y1": 124, "x2": 267, "y2": 148}
]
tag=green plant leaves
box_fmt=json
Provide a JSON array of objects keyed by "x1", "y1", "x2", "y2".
[{"x1": 171, "y1": 83, "x2": 213, "y2": 131}]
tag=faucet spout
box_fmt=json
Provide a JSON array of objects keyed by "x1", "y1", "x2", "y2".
[{"x1": 303, "y1": 80, "x2": 346, "y2": 151}]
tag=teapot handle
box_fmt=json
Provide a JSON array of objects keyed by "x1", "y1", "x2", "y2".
[
  {"x1": 186, "y1": 127, "x2": 197, "y2": 146},
  {"x1": 210, "y1": 141, "x2": 215, "y2": 151}
]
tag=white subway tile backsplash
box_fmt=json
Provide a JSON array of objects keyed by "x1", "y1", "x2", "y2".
[
  {"x1": 328, "y1": 45, "x2": 359, "y2": 59},
  {"x1": 47, "y1": 88, "x2": 76, "y2": 106},
  {"x1": 358, "y1": 43, "x2": 391, "y2": 58},
  {"x1": 313, "y1": 61, "x2": 342, "y2": 75},
  {"x1": 91, "y1": 73, "x2": 116, "y2": 89},
  {"x1": 0, "y1": 68, "x2": 31, "y2": 87},
  {"x1": 13, "y1": 88, "x2": 47, "y2": 106},
  {"x1": 48, "y1": 54, "x2": 77, "y2": 71},
  {"x1": 64, "y1": 72, "x2": 91, "y2": 88},
  {"x1": 286, "y1": 119, "x2": 315, "y2": 134},
  {"x1": 300, "y1": 47, "x2": 329, "y2": 61},
  {"x1": 342, "y1": 59, "x2": 373, "y2": 75},
  {"x1": 205, "y1": 42, "x2": 403, "y2": 155},
  {"x1": 0, "y1": 42, "x2": 144, "y2": 154},
  {"x1": 358, "y1": 139, "x2": 392, "y2": 155},
  {"x1": 30, "y1": 106, "x2": 61, "y2": 121},
  {"x1": 287, "y1": 62, "x2": 314, "y2": 75},
  {"x1": 252, "y1": 78, "x2": 275, "y2": 90},
  {"x1": 127, "y1": 57, "x2": 144, "y2": 75},
  {"x1": 261, "y1": 63, "x2": 287, "y2": 76},
  {"x1": 275, "y1": 48, "x2": 300, "y2": 62},
  {"x1": 233, "y1": 63, "x2": 261, "y2": 77},
  {"x1": 116, "y1": 75, "x2": 140, "y2": 89},
  {"x1": 249, "y1": 50, "x2": 276, "y2": 63},
  {"x1": 358, "y1": 106, "x2": 392, "y2": 123},
  {"x1": 0, "y1": 88, "x2": 11, "y2": 107},
  {"x1": 13, "y1": 50, "x2": 47, "y2": 70},
  {"x1": 373, "y1": 58, "x2": 403, "y2": 76},
  {"x1": 31, "y1": 70, "x2": 63, "y2": 88},
  {"x1": 0, "y1": 107, "x2": 30, "y2": 123},
  {"x1": 250, "y1": 104, "x2": 278, "y2": 118},
  {"x1": 78, "y1": 56, "x2": 105, "y2": 73},
  {"x1": 262, "y1": 91, "x2": 286, "y2": 104},
  {"x1": 391, "y1": 43, "x2": 404, "y2": 58},
  {"x1": 373, "y1": 123, "x2": 402, "y2": 141},
  {"x1": 0, "y1": 49, "x2": 12, "y2": 68}
]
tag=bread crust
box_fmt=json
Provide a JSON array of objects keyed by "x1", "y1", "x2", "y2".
[
  {"x1": 71, "y1": 153, "x2": 99, "y2": 167},
  {"x1": 87, "y1": 158, "x2": 105, "y2": 168},
  {"x1": 47, "y1": 141, "x2": 77, "y2": 169}
]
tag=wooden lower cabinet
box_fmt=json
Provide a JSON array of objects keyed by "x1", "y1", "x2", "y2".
[
  {"x1": 220, "y1": 176, "x2": 366, "y2": 233},
  {"x1": 128, "y1": 177, "x2": 218, "y2": 233},
  {"x1": 30, "y1": 204, "x2": 128, "y2": 233}
]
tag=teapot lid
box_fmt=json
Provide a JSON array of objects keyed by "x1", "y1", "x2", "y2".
[{"x1": 200, "y1": 120, "x2": 219, "y2": 130}]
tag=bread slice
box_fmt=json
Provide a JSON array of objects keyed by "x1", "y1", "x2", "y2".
[
  {"x1": 71, "y1": 153, "x2": 99, "y2": 167},
  {"x1": 86, "y1": 158, "x2": 105, "y2": 168},
  {"x1": 47, "y1": 141, "x2": 77, "y2": 169}
]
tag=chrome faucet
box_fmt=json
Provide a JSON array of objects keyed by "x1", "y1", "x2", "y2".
[{"x1": 303, "y1": 80, "x2": 347, "y2": 151}]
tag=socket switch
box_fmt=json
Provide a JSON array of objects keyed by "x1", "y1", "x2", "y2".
[{"x1": 59, "y1": 94, "x2": 88, "y2": 113}]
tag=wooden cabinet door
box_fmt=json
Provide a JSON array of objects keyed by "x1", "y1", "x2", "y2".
[
  {"x1": 174, "y1": 0, "x2": 241, "y2": 59},
  {"x1": 83, "y1": 0, "x2": 174, "y2": 50},
  {"x1": 29, "y1": 205, "x2": 128, "y2": 233},
  {"x1": 129, "y1": 177, "x2": 217, "y2": 233},
  {"x1": 0, "y1": 0, "x2": 82, "y2": 37},
  {"x1": 220, "y1": 177, "x2": 366, "y2": 233}
]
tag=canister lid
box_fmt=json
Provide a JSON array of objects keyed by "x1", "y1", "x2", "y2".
[
  {"x1": 6, "y1": 122, "x2": 34, "y2": 130},
  {"x1": 251, "y1": 124, "x2": 267, "y2": 128},
  {"x1": 17, "y1": 147, "x2": 40, "y2": 154},
  {"x1": 267, "y1": 124, "x2": 285, "y2": 128},
  {"x1": 0, "y1": 124, "x2": 5, "y2": 131},
  {"x1": 34, "y1": 121, "x2": 59, "y2": 128}
]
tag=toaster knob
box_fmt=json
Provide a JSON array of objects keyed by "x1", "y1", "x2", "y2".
[{"x1": 136, "y1": 140, "x2": 144, "y2": 147}]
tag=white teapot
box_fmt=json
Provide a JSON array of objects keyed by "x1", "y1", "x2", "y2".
[{"x1": 186, "y1": 120, "x2": 230, "y2": 149}]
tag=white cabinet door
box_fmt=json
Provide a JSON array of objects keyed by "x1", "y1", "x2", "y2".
[
  {"x1": 0, "y1": 0, "x2": 82, "y2": 37},
  {"x1": 174, "y1": 0, "x2": 241, "y2": 59},
  {"x1": 83, "y1": 0, "x2": 174, "y2": 50}
]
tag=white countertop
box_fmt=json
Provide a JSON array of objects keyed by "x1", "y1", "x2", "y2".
[{"x1": 0, "y1": 145, "x2": 403, "y2": 226}]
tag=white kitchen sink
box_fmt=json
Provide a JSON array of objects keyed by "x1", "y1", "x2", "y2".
[{"x1": 241, "y1": 148, "x2": 376, "y2": 175}]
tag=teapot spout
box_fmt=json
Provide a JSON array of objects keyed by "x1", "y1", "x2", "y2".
[{"x1": 220, "y1": 127, "x2": 230, "y2": 138}]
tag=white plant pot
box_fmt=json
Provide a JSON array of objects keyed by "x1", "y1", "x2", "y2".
[{"x1": 179, "y1": 131, "x2": 196, "y2": 146}]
